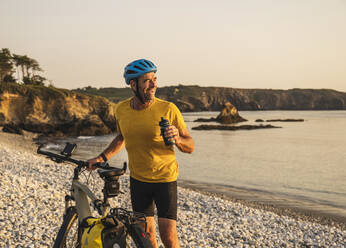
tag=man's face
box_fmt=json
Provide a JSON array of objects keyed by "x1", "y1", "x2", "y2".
[{"x1": 132, "y1": 72, "x2": 157, "y2": 102}]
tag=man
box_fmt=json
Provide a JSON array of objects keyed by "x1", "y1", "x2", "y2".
[{"x1": 88, "y1": 59, "x2": 194, "y2": 248}]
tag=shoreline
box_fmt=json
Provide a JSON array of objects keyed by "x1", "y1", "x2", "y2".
[
  {"x1": 1, "y1": 131, "x2": 346, "y2": 247},
  {"x1": 0, "y1": 130, "x2": 39, "y2": 153},
  {"x1": 2, "y1": 130, "x2": 346, "y2": 228},
  {"x1": 178, "y1": 180, "x2": 346, "y2": 230}
]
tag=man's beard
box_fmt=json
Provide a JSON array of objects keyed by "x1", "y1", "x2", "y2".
[{"x1": 143, "y1": 89, "x2": 156, "y2": 102}]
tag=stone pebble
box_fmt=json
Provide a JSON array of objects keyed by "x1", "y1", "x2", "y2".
[{"x1": 0, "y1": 146, "x2": 346, "y2": 247}]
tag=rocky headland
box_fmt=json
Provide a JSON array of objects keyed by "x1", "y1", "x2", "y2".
[
  {"x1": 76, "y1": 85, "x2": 346, "y2": 112},
  {"x1": 0, "y1": 83, "x2": 117, "y2": 136},
  {"x1": 158, "y1": 86, "x2": 346, "y2": 111}
]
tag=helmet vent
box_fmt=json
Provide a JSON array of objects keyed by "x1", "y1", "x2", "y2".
[
  {"x1": 126, "y1": 70, "x2": 137, "y2": 75},
  {"x1": 133, "y1": 65, "x2": 145, "y2": 71},
  {"x1": 139, "y1": 61, "x2": 148, "y2": 68},
  {"x1": 143, "y1": 60, "x2": 152, "y2": 67}
]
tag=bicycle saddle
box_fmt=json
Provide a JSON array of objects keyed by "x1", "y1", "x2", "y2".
[{"x1": 98, "y1": 167, "x2": 124, "y2": 178}]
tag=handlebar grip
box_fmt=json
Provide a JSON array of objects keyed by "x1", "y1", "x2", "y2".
[{"x1": 93, "y1": 162, "x2": 110, "y2": 169}]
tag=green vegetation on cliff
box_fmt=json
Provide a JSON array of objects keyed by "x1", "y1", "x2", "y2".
[{"x1": 74, "y1": 86, "x2": 131, "y2": 102}]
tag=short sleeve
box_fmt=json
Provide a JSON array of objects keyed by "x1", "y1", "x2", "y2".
[{"x1": 168, "y1": 103, "x2": 186, "y2": 131}]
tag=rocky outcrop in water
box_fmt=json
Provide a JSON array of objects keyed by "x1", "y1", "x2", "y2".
[
  {"x1": 192, "y1": 124, "x2": 281, "y2": 131},
  {"x1": 266, "y1": 119, "x2": 304, "y2": 122},
  {"x1": 215, "y1": 102, "x2": 247, "y2": 124},
  {"x1": 194, "y1": 102, "x2": 247, "y2": 124},
  {"x1": 0, "y1": 83, "x2": 117, "y2": 136},
  {"x1": 255, "y1": 119, "x2": 304, "y2": 122}
]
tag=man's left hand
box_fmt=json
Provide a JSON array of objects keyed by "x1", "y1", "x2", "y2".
[{"x1": 164, "y1": 125, "x2": 181, "y2": 145}]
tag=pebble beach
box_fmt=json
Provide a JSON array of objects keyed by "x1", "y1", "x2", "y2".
[{"x1": 0, "y1": 132, "x2": 345, "y2": 247}]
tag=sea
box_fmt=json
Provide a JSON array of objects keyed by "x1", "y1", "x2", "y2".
[{"x1": 38, "y1": 110, "x2": 346, "y2": 220}]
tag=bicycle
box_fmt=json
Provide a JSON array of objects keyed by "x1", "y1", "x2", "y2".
[{"x1": 37, "y1": 143, "x2": 153, "y2": 248}]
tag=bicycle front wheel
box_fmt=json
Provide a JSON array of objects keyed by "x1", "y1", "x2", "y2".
[{"x1": 53, "y1": 207, "x2": 80, "y2": 248}]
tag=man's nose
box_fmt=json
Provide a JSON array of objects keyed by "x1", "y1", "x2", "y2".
[{"x1": 149, "y1": 80, "x2": 157, "y2": 87}]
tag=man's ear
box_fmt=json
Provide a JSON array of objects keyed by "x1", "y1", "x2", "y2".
[{"x1": 129, "y1": 79, "x2": 137, "y2": 92}]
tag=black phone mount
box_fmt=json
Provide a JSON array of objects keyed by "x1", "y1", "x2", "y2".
[{"x1": 60, "y1": 143, "x2": 77, "y2": 157}]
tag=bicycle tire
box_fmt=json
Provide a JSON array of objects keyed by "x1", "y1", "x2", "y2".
[
  {"x1": 53, "y1": 207, "x2": 80, "y2": 248},
  {"x1": 127, "y1": 223, "x2": 153, "y2": 248}
]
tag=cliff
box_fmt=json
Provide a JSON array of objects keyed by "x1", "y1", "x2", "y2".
[
  {"x1": 75, "y1": 85, "x2": 346, "y2": 112},
  {"x1": 2, "y1": 83, "x2": 345, "y2": 137},
  {"x1": 0, "y1": 83, "x2": 117, "y2": 136},
  {"x1": 156, "y1": 86, "x2": 346, "y2": 112}
]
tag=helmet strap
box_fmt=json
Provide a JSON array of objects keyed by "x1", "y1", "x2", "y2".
[{"x1": 134, "y1": 78, "x2": 145, "y2": 105}]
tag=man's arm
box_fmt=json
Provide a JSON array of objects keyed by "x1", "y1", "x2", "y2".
[
  {"x1": 165, "y1": 126, "x2": 194, "y2": 153},
  {"x1": 102, "y1": 133, "x2": 125, "y2": 159},
  {"x1": 87, "y1": 133, "x2": 125, "y2": 167}
]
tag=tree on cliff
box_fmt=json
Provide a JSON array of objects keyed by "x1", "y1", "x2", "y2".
[
  {"x1": 0, "y1": 48, "x2": 46, "y2": 85},
  {"x1": 0, "y1": 48, "x2": 15, "y2": 83},
  {"x1": 12, "y1": 54, "x2": 26, "y2": 82},
  {"x1": 13, "y1": 54, "x2": 44, "y2": 85},
  {"x1": 25, "y1": 75, "x2": 46, "y2": 86},
  {"x1": 0, "y1": 48, "x2": 47, "y2": 85}
]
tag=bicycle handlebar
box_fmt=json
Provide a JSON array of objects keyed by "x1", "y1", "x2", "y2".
[
  {"x1": 37, "y1": 145, "x2": 87, "y2": 166},
  {"x1": 37, "y1": 144, "x2": 127, "y2": 174}
]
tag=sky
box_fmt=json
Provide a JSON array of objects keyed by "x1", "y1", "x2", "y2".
[{"x1": 1, "y1": 0, "x2": 346, "y2": 92}]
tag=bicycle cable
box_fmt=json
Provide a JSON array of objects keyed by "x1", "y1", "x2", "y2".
[
  {"x1": 85, "y1": 170, "x2": 92, "y2": 184},
  {"x1": 88, "y1": 171, "x2": 99, "y2": 199}
]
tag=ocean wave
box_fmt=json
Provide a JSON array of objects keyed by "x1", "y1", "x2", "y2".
[{"x1": 77, "y1": 136, "x2": 94, "y2": 139}]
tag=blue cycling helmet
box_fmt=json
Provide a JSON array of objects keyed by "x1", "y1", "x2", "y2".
[{"x1": 123, "y1": 59, "x2": 157, "y2": 85}]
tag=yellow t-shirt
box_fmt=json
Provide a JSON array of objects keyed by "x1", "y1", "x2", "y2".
[{"x1": 115, "y1": 97, "x2": 187, "y2": 183}]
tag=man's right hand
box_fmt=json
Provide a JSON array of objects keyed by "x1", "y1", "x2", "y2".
[{"x1": 86, "y1": 156, "x2": 103, "y2": 171}]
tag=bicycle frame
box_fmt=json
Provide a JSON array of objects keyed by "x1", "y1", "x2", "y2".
[
  {"x1": 37, "y1": 145, "x2": 110, "y2": 221},
  {"x1": 37, "y1": 144, "x2": 153, "y2": 248},
  {"x1": 69, "y1": 179, "x2": 109, "y2": 223}
]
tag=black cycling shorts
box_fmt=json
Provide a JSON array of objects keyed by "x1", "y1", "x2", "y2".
[{"x1": 130, "y1": 177, "x2": 177, "y2": 220}]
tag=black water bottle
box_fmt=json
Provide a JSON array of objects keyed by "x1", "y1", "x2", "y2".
[{"x1": 159, "y1": 117, "x2": 174, "y2": 146}]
